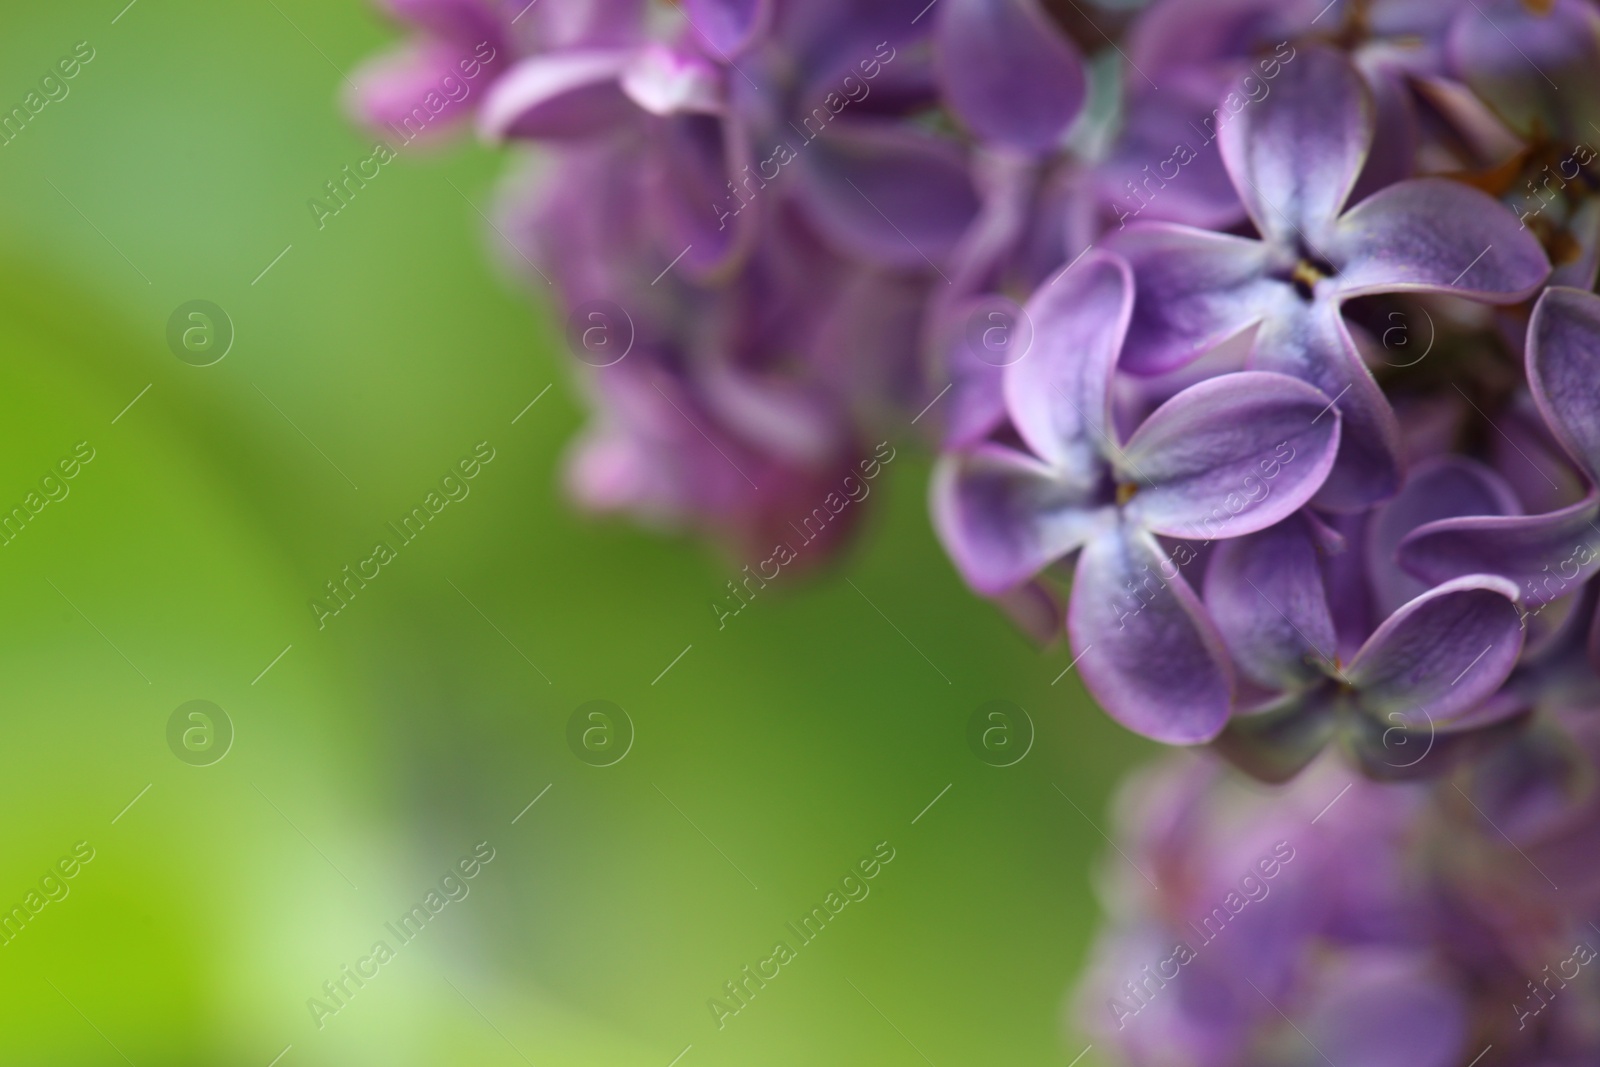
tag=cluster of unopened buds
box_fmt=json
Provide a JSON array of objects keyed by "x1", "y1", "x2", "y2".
[{"x1": 353, "y1": 0, "x2": 1600, "y2": 1061}]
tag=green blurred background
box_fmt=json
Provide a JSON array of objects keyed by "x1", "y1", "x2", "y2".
[{"x1": 0, "y1": 3, "x2": 1151, "y2": 1063}]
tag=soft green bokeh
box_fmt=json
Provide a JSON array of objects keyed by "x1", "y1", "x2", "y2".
[{"x1": 0, "y1": 3, "x2": 1151, "y2": 1063}]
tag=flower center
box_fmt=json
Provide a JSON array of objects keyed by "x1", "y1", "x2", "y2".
[
  {"x1": 1291, "y1": 259, "x2": 1328, "y2": 300},
  {"x1": 1116, "y1": 482, "x2": 1140, "y2": 507}
]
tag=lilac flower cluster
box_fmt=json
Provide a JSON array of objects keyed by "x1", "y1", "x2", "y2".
[
  {"x1": 350, "y1": 0, "x2": 1600, "y2": 1061},
  {"x1": 353, "y1": 0, "x2": 968, "y2": 557},
  {"x1": 1075, "y1": 722, "x2": 1600, "y2": 1066}
]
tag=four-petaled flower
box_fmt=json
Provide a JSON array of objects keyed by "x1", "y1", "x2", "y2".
[
  {"x1": 934, "y1": 253, "x2": 1342, "y2": 743},
  {"x1": 1111, "y1": 47, "x2": 1548, "y2": 511}
]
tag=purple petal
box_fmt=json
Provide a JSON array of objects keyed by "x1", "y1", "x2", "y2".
[
  {"x1": 499, "y1": 137, "x2": 650, "y2": 296},
  {"x1": 775, "y1": 0, "x2": 935, "y2": 81},
  {"x1": 697, "y1": 366, "x2": 841, "y2": 468},
  {"x1": 806, "y1": 267, "x2": 929, "y2": 424},
  {"x1": 1214, "y1": 689, "x2": 1339, "y2": 783},
  {"x1": 1488, "y1": 393, "x2": 1591, "y2": 514},
  {"x1": 1346, "y1": 576, "x2": 1525, "y2": 727},
  {"x1": 1529, "y1": 286, "x2": 1600, "y2": 480},
  {"x1": 1347, "y1": 57, "x2": 1418, "y2": 201},
  {"x1": 478, "y1": 50, "x2": 636, "y2": 141},
  {"x1": 1330, "y1": 178, "x2": 1550, "y2": 300},
  {"x1": 1004, "y1": 253, "x2": 1132, "y2": 479},
  {"x1": 1119, "y1": 371, "x2": 1342, "y2": 540},
  {"x1": 682, "y1": 0, "x2": 771, "y2": 55},
  {"x1": 1127, "y1": 0, "x2": 1319, "y2": 73},
  {"x1": 930, "y1": 446, "x2": 1106, "y2": 596},
  {"x1": 643, "y1": 113, "x2": 749, "y2": 276},
  {"x1": 1205, "y1": 515, "x2": 1337, "y2": 689},
  {"x1": 935, "y1": 0, "x2": 1086, "y2": 154},
  {"x1": 1097, "y1": 76, "x2": 1247, "y2": 230},
  {"x1": 1252, "y1": 299, "x2": 1402, "y2": 511},
  {"x1": 1068, "y1": 524, "x2": 1233, "y2": 744},
  {"x1": 1313, "y1": 510, "x2": 1372, "y2": 661},
  {"x1": 1465, "y1": 719, "x2": 1597, "y2": 842},
  {"x1": 347, "y1": 42, "x2": 492, "y2": 140},
  {"x1": 1366, "y1": 457, "x2": 1522, "y2": 618},
  {"x1": 564, "y1": 363, "x2": 757, "y2": 526},
  {"x1": 1397, "y1": 493, "x2": 1600, "y2": 609},
  {"x1": 510, "y1": 0, "x2": 647, "y2": 48},
  {"x1": 620, "y1": 43, "x2": 725, "y2": 115},
  {"x1": 1216, "y1": 46, "x2": 1371, "y2": 247},
  {"x1": 941, "y1": 367, "x2": 1006, "y2": 450},
  {"x1": 1301, "y1": 955, "x2": 1468, "y2": 1067},
  {"x1": 942, "y1": 151, "x2": 1045, "y2": 298},
  {"x1": 792, "y1": 121, "x2": 980, "y2": 271},
  {"x1": 1109, "y1": 223, "x2": 1279, "y2": 376},
  {"x1": 1368, "y1": 0, "x2": 1466, "y2": 41},
  {"x1": 928, "y1": 296, "x2": 1009, "y2": 449}
]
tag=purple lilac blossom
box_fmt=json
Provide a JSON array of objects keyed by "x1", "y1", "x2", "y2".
[
  {"x1": 351, "y1": 2, "x2": 1600, "y2": 1060},
  {"x1": 348, "y1": 0, "x2": 1600, "y2": 783},
  {"x1": 1401, "y1": 288, "x2": 1600, "y2": 610},
  {"x1": 932, "y1": 252, "x2": 1343, "y2": 743},
  {"x1": 1076, "y1": 741, "x2": 1600, "y2": 1067},
  {"x1": 1109, "y1": 46, "x2": 1548, "y2": 510}
]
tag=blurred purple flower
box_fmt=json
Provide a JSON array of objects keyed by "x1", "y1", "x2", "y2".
[
  {"x1": 935, "y1": 0, "x2": 1085, "y2": 156},
  {"x1": 1078, "y1": 744, "x2": 1600, "y2": 1067}
]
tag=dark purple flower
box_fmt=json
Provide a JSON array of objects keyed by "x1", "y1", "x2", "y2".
[
  {"x1": 1110, "y1": 46, "x2": 1548, "y2": 509},
  {"x1": 1401, "y1": 287, "x2": 1600, "y2": 610},
  {"x1": 1365, "y1": 456, "x2": 1523, "y2": 621},
  {"x1": 1206, "y1": 513, "x2": 1526, "y2": 781},
  {"x1": 1102, "y1": 0, "x2": 1468, "y2": 228}
]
